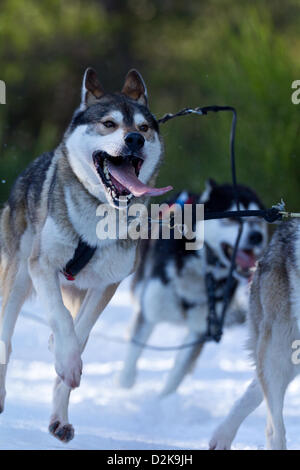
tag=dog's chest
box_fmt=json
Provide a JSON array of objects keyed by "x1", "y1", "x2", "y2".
[
  {"x1": 44, "y1": 193, "x2": 137, "y2": 289},
  {"x1": 64, "y1": 187, "x2": 137, "y2": 285}
]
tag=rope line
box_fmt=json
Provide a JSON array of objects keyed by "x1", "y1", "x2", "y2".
[{"x1": 20, "y1": 310, "x2": 210, "y2": 351}]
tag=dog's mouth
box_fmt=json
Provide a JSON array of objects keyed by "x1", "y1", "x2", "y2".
[
  {"x1": 93, "y1": 151, "x2": 172, "y2": 204},
  {"x1": 222, "y1": 242, "x2": 256, "y2": 277}
]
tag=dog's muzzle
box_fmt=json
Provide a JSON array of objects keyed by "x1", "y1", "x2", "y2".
[{"x1": 92, "y1": 150, "x2": 172, "y2": 203}]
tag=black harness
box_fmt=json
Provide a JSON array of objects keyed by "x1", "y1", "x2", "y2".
[
  {"x1": 205, "y1": 271, "x2": 238, "y2": 342},
  {"x1": 179, "y1": 241, "x2": 238, "y2": 341},
  {"x1": 62, "y1": 239, "x2": 96, "y2": 281}
]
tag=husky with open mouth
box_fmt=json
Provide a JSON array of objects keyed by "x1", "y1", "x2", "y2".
[
  {"x1": 0, "y1": 68, "x2": 172, "y2": 442},
  {"x1": 118, "y1": 180, "x2": 267, "y2": 395}
]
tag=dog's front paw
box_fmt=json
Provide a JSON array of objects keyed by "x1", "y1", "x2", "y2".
[
  {"x1": 55, "y1": 341, "x2": 82, "y2": 389},
  {"x1": 209, "y1": 426, "x2": 234, "y2": 450},
  {"x1": 49, "y1": 418, "x2": 74, "y2": 443}
]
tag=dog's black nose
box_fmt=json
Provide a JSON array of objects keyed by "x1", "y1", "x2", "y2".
[
  {"x1": 125, "y1": 132, "x2": 145, "y2": 152},
  {"x1": 249, "y1": 231, "x2": 263, "y2": 245}
]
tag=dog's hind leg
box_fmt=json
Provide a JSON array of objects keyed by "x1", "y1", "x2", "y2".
[
  {"x1": 160, "y1": 330, "x2": 204, "y2": 397},
  {"x1": 209, "y1": 270, "x2": 267, "y2": 450},
  {"x1": 0, "y1": 260, "x2": 31, "y2": 412},
  {"x1": 258, "y1": 358, "x2": 292, "y2": 449},
  {"x1": 61, "y1": 284, "x2": 87, "y2": 320},
  {"x1": 256, "y1": 326, "x2": 294, "y2": 450},
  {"x1": 209, "y1": 376, "x2": 263, "y2": 450},
  {"x1": 49, "y1": 283, "x2": 119, "y2": 443},
  {"x1": 118, "y1": 309, "x2": 154, "y2": 389},
  {"x1": 253, "y1": 265, "x2": 296, "y2": 450}
]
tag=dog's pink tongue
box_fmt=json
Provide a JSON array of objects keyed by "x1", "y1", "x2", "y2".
[
  {"x1": 107, "y1": 160, "x2": 173, "y2": 197},
  {"x1": 236, "y1": 250, "x2": 256, "y2": 269}
]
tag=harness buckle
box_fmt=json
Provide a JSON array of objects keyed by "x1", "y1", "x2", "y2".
[{"x1": 61, "y1": 270, "x2": 75, "y2": 281}]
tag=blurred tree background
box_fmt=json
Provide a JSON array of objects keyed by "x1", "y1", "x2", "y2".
[{"x1": 0, "y1": 0, "x2": 299, "y2": 208}]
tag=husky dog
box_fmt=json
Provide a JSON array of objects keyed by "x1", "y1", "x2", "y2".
[
  {"x1": 0, "y1": 68, "x2": 172, "y2": 442},
  {"x1": 118, "y1": 180, "x2": 268, "y2": 395},
  {"x1": 210, "y1": 219, "x2": 300, "y2": 450}
]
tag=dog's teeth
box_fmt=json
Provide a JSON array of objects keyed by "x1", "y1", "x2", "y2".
[
  {"x1": 103, "y1": 159, "x2": 110, "y2": 179},
  {"x1": 102, "y1": 158, "x2": 133, "y2": 204}
]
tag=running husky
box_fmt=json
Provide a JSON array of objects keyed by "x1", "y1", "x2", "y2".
[
  {"x1": 0, "y1": 68, "x2": 172, "y2": 442},
  {"x1": 118, "y1": 180, "x2": 268, "y2": 395},
  {"x1": 209, "y1": 219, "x2": 300, "y2": 450}
]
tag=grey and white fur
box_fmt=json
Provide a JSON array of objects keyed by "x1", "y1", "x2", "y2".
[
  {"x1": 0, "y1": 67, "x2": 170, "y2": 442},
  {"x1": 209, "y1": 219, "x2": 300, "y2": 450}
]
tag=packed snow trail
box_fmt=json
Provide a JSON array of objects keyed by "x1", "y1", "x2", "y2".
[{"x1": 1, "y1": 277, "x2": 300, "y2": 450}]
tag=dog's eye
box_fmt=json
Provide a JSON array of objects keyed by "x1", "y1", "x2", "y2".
[
  {"x1": 102, "y1": 120, "x2": 116, "y2": 128},
  {"x1": 139, "y1": 124, "x2": 149, "y2": 133}
]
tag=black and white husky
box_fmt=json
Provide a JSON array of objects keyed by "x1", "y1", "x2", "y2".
[
  {"x1": 0, "y1": 68, "x2": 172, "y2": 442},
  {"x1": 118, "y1": 180, "x2": 268, "y2": 395}
]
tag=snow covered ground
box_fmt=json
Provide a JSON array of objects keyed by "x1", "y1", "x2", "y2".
[{"x1": 1, "y1": 276, "x2": 300, "y2": 450}]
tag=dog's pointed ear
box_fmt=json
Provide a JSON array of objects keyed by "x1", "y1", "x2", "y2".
[
  {"x1": 81, "y1": 68, "x2": 105, "y2": 108},
  {"x1": 121, "y1": 69, "x2": 148, "y2": 106},
  {"x1": 206, "y1": 178, "x2": 217, "y2": 188},
  {"x1": 200, "y1": 179, "x2": 218, "y2": 203}
]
